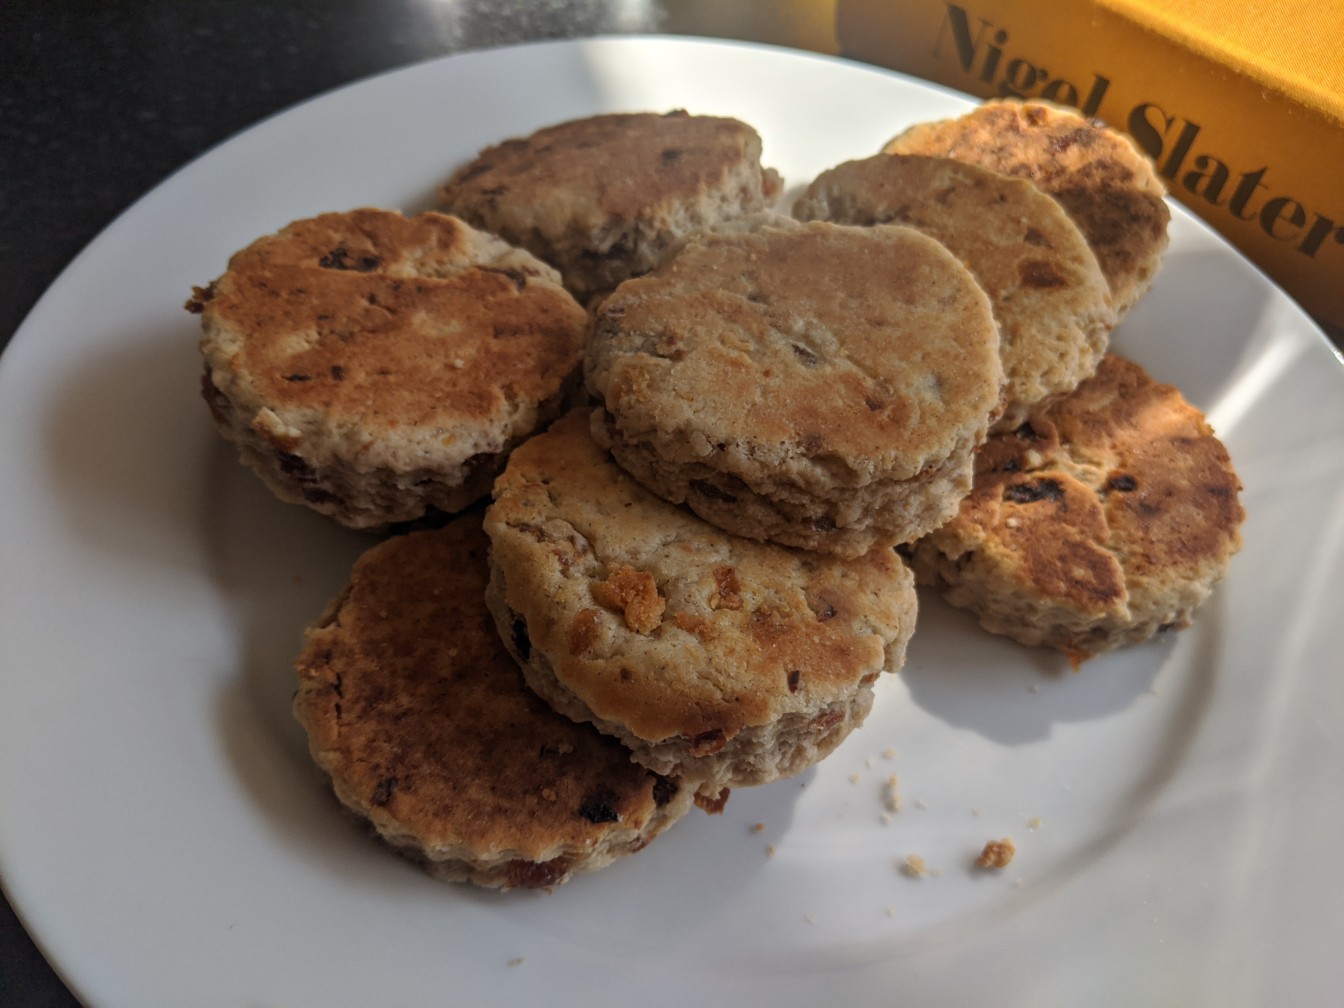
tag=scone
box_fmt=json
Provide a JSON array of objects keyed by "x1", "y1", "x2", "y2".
[
  {"x1": 883, "y1": 100, "x2": 1169, "y2": 317},
  {"x1": 483, "y1": 410, "x2": 919, "y2": 792},
  {"x1": 293, "y1": 513, "x2": 693, "y2": 890},
  {"x1": 793, "y1": 153, "x2": 1116, "y2": 429},
  {"x1": 586, "y1": 219, "x2": 1004, "y2": 556},
  {"x1": 438, "y1": 110, "x2": 783, "y2": 302},
  {"x1": 906, "y1": 354, "x2": 1244, "y2": 665},
  {"x1": 189, "y1": 208, "x2": 587, "y2": 530}
]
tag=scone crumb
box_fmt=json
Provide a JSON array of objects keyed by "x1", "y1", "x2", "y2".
[
  {"x1": 709, "y1": 565, "x2": 744, "y2": 610},
  {"x1": 694, "y1": 787, "x2": 731, "y2": 815},
  {"x1": 883, "y1": 774, "x2": 902, "y2": 812},
  {"x1": 902, "y1": 854, "x2": 938, "y2": 878},
  {"x1": 673, "y1": 611, "x2": 708, "y2": 634},
  {"x1": 849, "y1": 772, "x2": 862, "y2": 783},
  {"x1": 508, "y1": 957, "x2": 525, "y2": 967},
  {"x1": 1027, "y1": 816, "x2": 1043, "y2": 830},
  {"x1": 592, "y1": 564, "x2": 665, "y2": 633},
  {"x1": 766, "y1": 845, "x2": 777, "y2": 858},
  {"x1": 750, "y1": 822, "x2": 765, "y2": 834},
  {"x1": 568, "y1": 607, "x2": 602, "y2": 656},
  {"x1": 976, "y1": 837, "x2": 1017, "y2": 869},
  {"x1": 184, "y1": 283, "x2": 214, "y2": 314},
  {"x1": 882, "y1": 747, "x2": 897, "y2": 759}
]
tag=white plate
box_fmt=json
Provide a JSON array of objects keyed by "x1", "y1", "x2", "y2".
[{"x1": 2, "y1": 36, "x2": 1343, "y2": 1008}]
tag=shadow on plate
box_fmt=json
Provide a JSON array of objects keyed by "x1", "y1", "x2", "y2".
[
  {"x1": 900, "y1": 590, "x2": 1207, "y2": 746},
  {"x1": 42, "y1": 320, "x2": 214, "y2": 571},
  {"x1": 212, "y1": 662, "x2": 814, "y2": 935}
]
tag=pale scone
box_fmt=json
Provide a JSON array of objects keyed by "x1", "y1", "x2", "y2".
[
  {"x1": 483, "y1": 410, "x2": 919, "y2": 793},
  {"x1": 438, "y1": 110, "x2": 783, "y2": 302},
  {"x1": 883, "y1": 100, "x2": 1169, "y2": 317},
  {"x1": 906, "y1": 354, "x2": 1244, "y2": 665},
  {"x1": 793, "y1": 153, "x2": 1116, "y2": 429},
  {"x1": 586, "y1": 219, "x2": 1004, "y2": 556},
  {"x1": 293, "y1": 514, "x2": 693, "y2": 890},
  {"x1": 190, "y1": 208, "x2": 587, "y2": 530}
]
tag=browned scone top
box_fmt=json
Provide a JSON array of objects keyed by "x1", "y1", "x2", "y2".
[
  {"x1": 793, "y1": 154, "x2": 1116, "y2": 429},
  {"x1": 586, "y1": 219, "x2": 1003, "y2": 554},
  {"x1": 439, "y1": 110, "x2": 783, "y2": 300},
  {"x1": 882, "y1": 100, "x2": 1170, "y2": 317},
  {"x1": 293, "y1": 513, "x2": 692, "y2": 890},
  {"x1": 194, "y1": 209, "x2": 587, "y2": 529},
  {"x1": 908, "y1": 354, "x2": 1244, "y2": 664},
  {"x1": 483, "y1": 410, "x2": 918, "y2": 789}
]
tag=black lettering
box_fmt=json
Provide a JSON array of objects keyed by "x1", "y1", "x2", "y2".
[
  {"x1": 935, "y1": 4, "x2": 1007, "y2": 81},
  {"x1": 1001, "y1": 57, "x2": 1046, "y2": 97},
  {"x1": 1041, "y1": 78, "x2": 1080, "y2": 108},
  {"x1": 1160, "y1": 119, "x2": 1201, "y2": 181},
  {"x1": 982, "y1": 29, "x2": 1008, "y2": 82},
  {"x1": 1080, "y1": 74, "x2": 1110, "y2": 118},
  {"x1": 1297, "y1": 213, "x2": 1344, "y2": 257},
  {"x1": 1228, "y1": 167, "x2": 1269, "y2": 221},
  {"x1": 1259, "y1": 196, "x2": 1308, "y2": 241},
  {"x1": 1127, "y1": 103, "x2": 1176, "y2": 162},
  {"x1": 1181, "y1": 154, "x2": 1232, "y2": 205}
]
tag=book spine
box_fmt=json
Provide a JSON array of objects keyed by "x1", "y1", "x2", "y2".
[{"x1": 833, "y1": 0, "x2": 1344, "y2": 335}]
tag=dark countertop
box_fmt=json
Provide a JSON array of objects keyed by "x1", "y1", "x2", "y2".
[{"x1": 0, "y1": 0, "x2": 676, "y2": 352}]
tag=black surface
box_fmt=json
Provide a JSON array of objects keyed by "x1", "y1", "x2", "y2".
[
  {"x1": 1, "y1": 0, "x2": 664, "y2": 351},
  {"x1": 0, "y1": 4, "x2": 663, "y2": 1004}
]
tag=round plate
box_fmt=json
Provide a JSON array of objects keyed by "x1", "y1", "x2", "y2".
[{"x1": 2, "y1": 36, "x2": 1342, "y2": 1008}]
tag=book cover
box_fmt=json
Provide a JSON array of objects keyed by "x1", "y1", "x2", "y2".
[{"x1": 833, "y1": 0, "x2": 1344, "y2": 337}]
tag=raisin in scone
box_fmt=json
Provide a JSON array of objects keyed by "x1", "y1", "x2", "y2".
[
  {"x1": 906, "y1": 354, "x2": 1244, "y2": 664},
  {"x1": 794, "y1": 153, "x2": 1115, "y2": 429},
  {"x1": 293, "y1": 514, "x2": 693, "y2": 890},
  {"x1": 586, "y1": 219, "x2": 1003, "y2": 556},
  {"x1": 483, "y1": 410, "x2": 919, "y2": 792},
  {"x1": 438, "y1": 110, "x2": 783, "y2": 302},
  {"x1": 883, "y1": 99, "x2": 1169, "y2": 317},
  {"x1": 190, "y1": 208, "x2": 587, "y2": 530}
]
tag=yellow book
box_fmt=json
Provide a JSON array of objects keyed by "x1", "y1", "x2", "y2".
[
  {"x1": 662, "y1": 0, "x2": 1344, "y2": 337},
  {"x1": 836, "y1": 0, "x2": 1344, "y2": 336}
]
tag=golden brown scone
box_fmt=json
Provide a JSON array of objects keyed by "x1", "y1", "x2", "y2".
[
  {"x1": 906, "y1": 354, "x2": 1244, "y2": 664},
  {"x1": 883, "y1": 100, "x2": 1169, "y2": 317},
  {"x1": 438, "y1": 110, "x2": 783, "y2": 302},
  {"x1": 191, "y1": 208, "x2": 587, "y2": 530},
  {"x1": 293, "y1": 514, "x2": 693, "y2": 890},
  {"x1": 483, "y1": 410, "x2": 919, "y2": 791},
  {"x1": 586, "y1": 219, "x2": 1004, "y2": 556},
  {"x1": 793, "y1": 153, "x2": 1116, "y2": 429}
]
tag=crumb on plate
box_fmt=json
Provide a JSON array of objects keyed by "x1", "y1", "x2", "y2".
[{"x1": 976, "y1": 837, "x2": 1017, "y2": 869}]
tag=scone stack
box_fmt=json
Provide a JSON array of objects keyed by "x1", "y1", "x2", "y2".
[{"x1": 188, "y1": 101, "x2": 1243, "y2": 891}]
